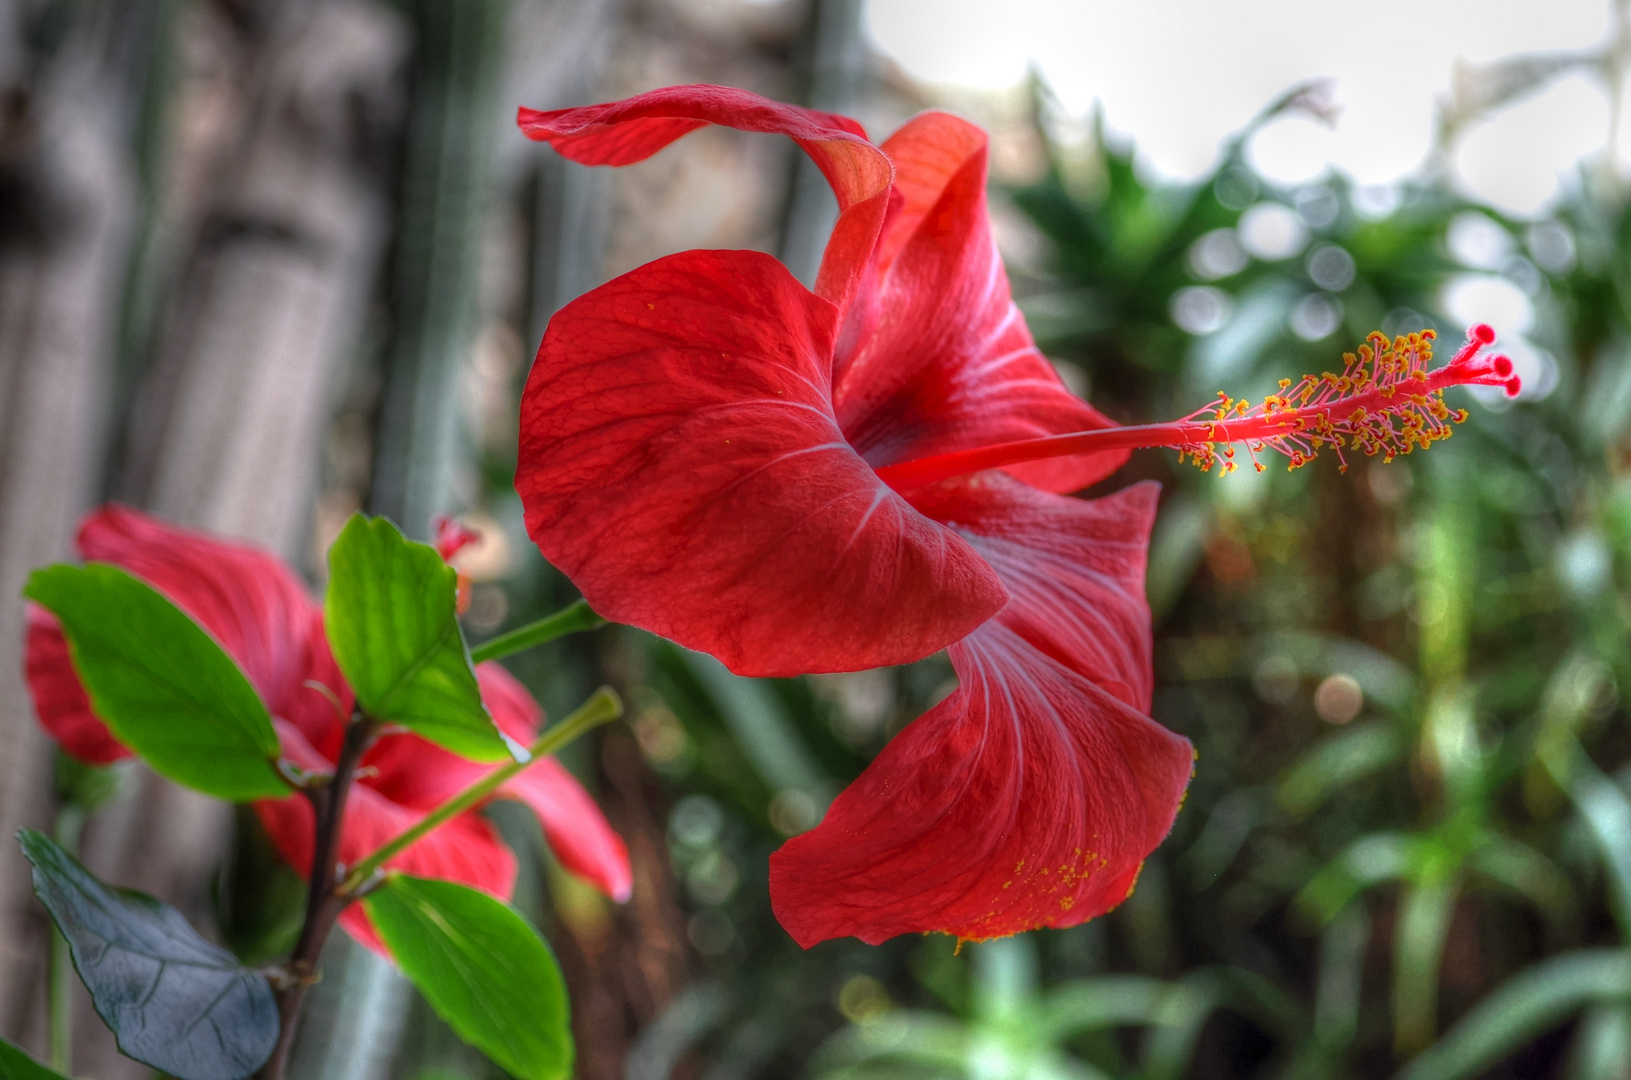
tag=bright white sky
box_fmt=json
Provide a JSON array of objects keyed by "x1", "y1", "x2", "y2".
[{"x1": 864, "y1": 0, "x2": 1622, "y2": 217}]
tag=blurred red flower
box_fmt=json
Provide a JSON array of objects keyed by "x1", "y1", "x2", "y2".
[
  {"x1": 516, "y1": 86, "x2": 1194, "y2": 946},
  {"x1": 24, "y1": 505, "x2": 631, "y2": 954}
]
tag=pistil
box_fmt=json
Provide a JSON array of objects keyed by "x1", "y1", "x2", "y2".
[{"x1": 875, "y1": 325, "x2": 1516, "y2": 491}]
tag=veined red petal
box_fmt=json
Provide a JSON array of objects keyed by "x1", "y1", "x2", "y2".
[
  {"x1": 518, "y1": 84, "x2": 892, "y2": 313},
  {"x1": 73, "y1": 505, "x2": 349, "y2": 758},
  {"x1": 257, "y1": 721, "x2": 517, "y2": 958},
  {"x1": 870, "y1": 112, "x2": 985, "y2": 278},
  {"x1": 768, "y1": 479, "x2": 1192, "y2": 946},
  {"x1": 833, "y1": 113, "x2": 1125, "y2": 495},
  {"x1": 770, "y1": 630, "x2": 1192, "y2": 945},
  {"x1": 909, "y1": 476, "x2": 1158, "y2": 712},
  {"x1": 362, "y1": 664, "x2": 633, "y2": 902},
  {"x1": 24, "y1": 607, "x2": 130, "y2": 765},
  {"x1": 517, "y1": 249, "x2": 1008, "y2": 677}
]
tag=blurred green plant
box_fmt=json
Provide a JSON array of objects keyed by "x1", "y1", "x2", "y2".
[{"x1": 811, "y1": 935, "x2": 1298, "y2": 1080}]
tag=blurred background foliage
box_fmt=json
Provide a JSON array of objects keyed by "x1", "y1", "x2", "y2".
[{"x1": 3, "y1": 0, "x2": 1631, "y2": 1078}]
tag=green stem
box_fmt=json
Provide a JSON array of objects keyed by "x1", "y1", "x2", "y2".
[
  {"x1": 469, "y1": 599, "x2": 604, "y2": 664},
  {"x1": 338, "y1": 686, "x2": 622, "y2": 894},
  {"x1": 49, "y1": 805, "x2": 86, "y2": 1075}
]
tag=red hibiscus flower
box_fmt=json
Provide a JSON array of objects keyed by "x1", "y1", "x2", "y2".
[
  {"x1": 24, "y1": 505, "x2": 632, "y2": 954},
  {"x1": 514, "y1": 86, "x2": 1195, "y2": 946}
]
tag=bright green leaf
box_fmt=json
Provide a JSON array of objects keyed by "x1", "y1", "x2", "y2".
[
  {"x1": 23, "y1": 563, "x2": 286, "y2": 801},
  {"x1": 18, "y1": 829, "x2": 279, "y2": 1080},
  {"x1": 324, "y1": 514, "x2": 507, "y2": 761},
  {"x1": 0, "y1": 1035, "x2": 71, "y2": 1080},
  {"x1": 364, "y1": 874, "x2": 572, "y2": 1080}
]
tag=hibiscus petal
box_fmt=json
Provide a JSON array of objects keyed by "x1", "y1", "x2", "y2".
[
  {"x1": 908, "y1": 476, "x2": 1159, "y2": 712},
  {"x1": 362, "y1": 664, "x2": 633, "y2": 901},
  {"x1": 870, "y1": 112, "x2": 986, "y2": 277},
  {"x1": 72, "y1": 505, "x2": 349, "y2": 757},
  {"x1": 769, "y1": 631, "x2": 1192, "y2": 946},
  {"x1": 518, "y1": 84, "x2": 892, "y2": 312},
  {"x1": 24, "y1": 607, "x2": 131, "y2": 765},
  {"x1": 477, "y1": 665, "x2": 633, "y2": 901},
  {"x1": 768, "y1": 479, "x2": 1192, "y2": 946},
  {"x1": 517, "y1": 249, "x2": 1008, "y2": 677},
  {"x1": 256, "y1": 722, "x2": 517, "y2": 958},
  {"x1": 504, "y1": 757, "x2": 633, "y2": 903},
  {"x1": 832, "y1": 113, "x2": 1126, "y2": 495}
]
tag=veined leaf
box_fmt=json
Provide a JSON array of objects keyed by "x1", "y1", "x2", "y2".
[
  {"x1": 23, "y1": 563, "x2": 285, "y2": 801},
  {"x1": 18, "y1": 829, "x2": 279, "y2": 1080},
  {"x1": 324, "y1": 514, "x2": 507, "y2": 761},
  {"x1": 364, "y1": 874, "x2": 571, "y2": 1080}
]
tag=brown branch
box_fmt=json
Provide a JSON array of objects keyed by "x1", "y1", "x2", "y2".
[{"x1": 257, "y1": 713, "x2": 378, "y2": 1080}]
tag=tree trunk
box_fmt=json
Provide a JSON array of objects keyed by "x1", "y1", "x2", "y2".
[{"x1": 0, "y1": 20, "x2": 137, "y2": 1050}]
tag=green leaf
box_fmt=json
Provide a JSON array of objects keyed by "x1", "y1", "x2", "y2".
[
  {"x1": 23, "y1": 563, "x2": 286, "y2": 801},
  {"x1": 0, "y1": 1035, "x2": 71, "y2": 1080},
  {"x1": 1277, "y1": 723, "x2": 1403, "y2": 819},
  {"x1": 364, "y1": 874, "x2": 572, "y2": 1080},
  {"x1": 1039, "y1": 976, "x2": 1170, "y2": 1041},
  {"x1": 811, "y1": 1010, "x2": 971, "y2": 1076},
  {"x1": 324, "y1": 514, "x2": 507, "y2": 761},
  {"x1": 1546, "y1": 738, "x2": 1631, "y2": 936},
  {"x1": 17, "y1": 829, "x2": 279, "y2": 1080},
  {"x1": 1396, "y1": 949, "x2": 1631, "y2": 1080}
]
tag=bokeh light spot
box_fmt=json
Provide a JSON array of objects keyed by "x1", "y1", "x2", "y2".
[{"x1": 1315, "y1": 674, "x2": 1364, "y2": 724}]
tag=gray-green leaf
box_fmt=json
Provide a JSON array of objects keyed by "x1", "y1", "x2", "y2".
[
  {"x1": 365, "y1": 874, "x2": 572, "y2": 1080},
  {"x1": 18, "y1": 829, "x2": 279, "y2": 1080},
  {"x1": 23, "y1": 563, "x2": 286, "y2": 801},
  {"x1": 324, "y1": 514, "x2": 507, "y2": 761}
]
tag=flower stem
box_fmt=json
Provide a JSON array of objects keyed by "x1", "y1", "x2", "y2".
[
  {"x1": 469, "y1": 599, "x2": 604, "y2": 663},
  {"x1": 337, "y1": 686, "x2": 623, "y2": 896},
  {"x1": 258, "y1": 712, "x2": 379, "y2": 1080}
]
